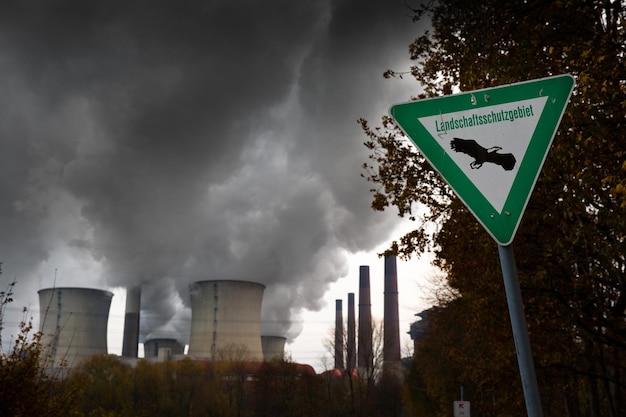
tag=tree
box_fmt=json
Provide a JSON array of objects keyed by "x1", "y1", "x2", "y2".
[
  {"x1": 70, "y1": 354, "x2": 134, "y2": 416},
  {"x1": 131, "y1": 359, "x2": 173, "y2": 416},
  {"x1": 252, "y1": 357, "x2": 323, "y2": 417},
  {"x1": 162, "y1": 358, "x2": 227, "y2": 417},
  {"x1": 213, "y1": 343, "x2": 254, "y2": 417},
  {"x1": 362, "y1": 1, "x2": 625, "y2": 416}
]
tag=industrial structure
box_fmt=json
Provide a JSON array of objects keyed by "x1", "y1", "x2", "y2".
[
  {"x1": 409, "y1": 308, "x2": 434, "y2": 357},
  {"x1": 261, "y1": 335, "x2": 286, "y2": 361},
  {"x1": 32, "y1": 254, "x2": 407, "y2": 379},
  {"x1": 144, "y1": 338, "x2": 185, "y2": 360},
  {"x1": 346, "y1": 292, "x2": 356, "y2": 371},
  {"x1": 38, "y1": 287, "x2": 113, "y2": 368},
  {"x1": 357, "y1": 265, "x2": 373, "y2": 374},
  {"x1": 188, "y1": 280, "x2": 265, "y2": 360},
  {"x1": 334, "y1": 299, "x2": 344, "y2": 370},
  {"x1": 121, "y1": 286, "x2": 141, "y2": 358},
  {"x1": 383, "y1": 253, "x2": 402, "y2": 379}
]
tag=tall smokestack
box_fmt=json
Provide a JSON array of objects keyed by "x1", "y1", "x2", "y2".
[
  {"x1": 347, "y1": 292, "x2": 356, "y2": 371},
  {"x1": 122, "y1": 286, "x2": 141, "y2": 358},
  {"x1": 383, "y1": 253, "x2": 401, "y2": 378},
  {"x1": 334, "y1": 299, "x2": 344, "y2": 370},
  {"x1": 358, "y1": 266, "x2": 373, "y2": 374}
]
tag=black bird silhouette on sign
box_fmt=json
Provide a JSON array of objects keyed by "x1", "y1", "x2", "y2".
[{"x1": 450, "y1": 138, "x2": 516, "y2": 171}]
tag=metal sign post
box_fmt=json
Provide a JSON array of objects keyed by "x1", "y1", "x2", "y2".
[{"x1": 498, "y1": 244, "x2": 542, "y2": 417}]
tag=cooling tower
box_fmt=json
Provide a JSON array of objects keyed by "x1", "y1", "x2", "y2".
[
  {"x1": 188, "y1": 280, "x2": 265, "y2": 361},
  {"x1": 383, "y1": 253, "x2": 402, "y2": 378},
  {"x1": 334, "y1": 299, "x2": 344, "y2": 370},
  {"x1": 261, "y1": 335, "x2": 286, "y2": 361},
  {"x1": 121, "y1": 286, "x2": 141, "y2": 358},
  {"x1": 347, "y1": 292, "x2": 356, "y2": 371},
  {"x1": 38, "y1": 287, "x2": 113, "y2": 368},
  {"x1": 358, "y1": 266, "x2": 373, "y2": 373},
  {"x1": 144, "y1": 338, "x2": 185, "y2": 359}
]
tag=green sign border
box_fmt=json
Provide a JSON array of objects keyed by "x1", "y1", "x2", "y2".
[{"x1": 390, "y1": 74, "x2": 575, "y2": 245}]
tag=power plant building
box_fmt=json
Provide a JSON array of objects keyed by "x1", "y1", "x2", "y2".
[
  {"x1": 144, "y1": 338, "x2": 185, "y2": 359},
  {"x1": 38, "y1": 287, "x2": 113, "y2": 368},
  {"x1": 188, "y1": 280, "x2": 265, "y2": 361}
]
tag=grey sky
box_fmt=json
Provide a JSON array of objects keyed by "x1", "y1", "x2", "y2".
[{"x1": 0, "y1": 0, "x2": 425, "y2": 345}]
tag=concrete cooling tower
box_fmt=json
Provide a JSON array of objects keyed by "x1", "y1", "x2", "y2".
[
  {"x1": 144, "y1": 338, "x2": 185, "y2": 360},
  {"x1": 188, "y1": 280, "x2": 265, "y2": 361},
  {"x1": 38, "y1": 287, "x2": 113, "y2": 368},
  {"x1": 261, "y1": 335, "x2": 286, "y2": 361}
]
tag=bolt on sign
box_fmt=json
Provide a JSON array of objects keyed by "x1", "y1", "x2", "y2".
[{"x1": 389, "y1": 74, "x2": 575, "y2": 245}]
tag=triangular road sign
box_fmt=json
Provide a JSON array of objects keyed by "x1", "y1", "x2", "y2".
[{"x1": 390, "y1": 74, "x2": 575, "y2": 245}]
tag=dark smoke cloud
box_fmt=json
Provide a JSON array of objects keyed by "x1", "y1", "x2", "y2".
[{"x1": 0, "y1": 0, "x2": 424, "y2": 345}]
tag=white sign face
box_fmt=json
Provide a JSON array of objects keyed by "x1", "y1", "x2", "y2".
[
  {"x1": 389, "y1": 74, "x2": 575, "y2": 245},
  {"x1": 454, "y1": 400, "x2": 471, "y2": 417},
  {"x1": 418, "y1": 96, "x2": 547, "y2": 212}
]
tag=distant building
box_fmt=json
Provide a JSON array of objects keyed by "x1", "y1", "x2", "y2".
[
  {"x1": 408, "y1": 308, "x2": 436, "y2": 357},
  {"x1": 144, "y1": 338, "x2": 185, "y2": 360}
]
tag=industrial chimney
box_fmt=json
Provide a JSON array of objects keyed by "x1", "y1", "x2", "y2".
[
  {"x1": 358, "y1": 266, "x2": 373, "y2": 375},
  {"x1": 121, "y1": 286, "x2": 141, "y2": 358},
  {"x1": 334, "y1": 299, "x2": 344, "y2": 370},
  {"x1": 188, "y1": 280, "x2": 265, "y2": 361},
  {"x1": 383, "y1": 253, "x2": 402, "y2": 379},
  {"x1": 38, "y1": 287, "x2": 113, "y2": 368},
  {"x1": 347, "y1": 292, "x2": 356, "y2": 371}
]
